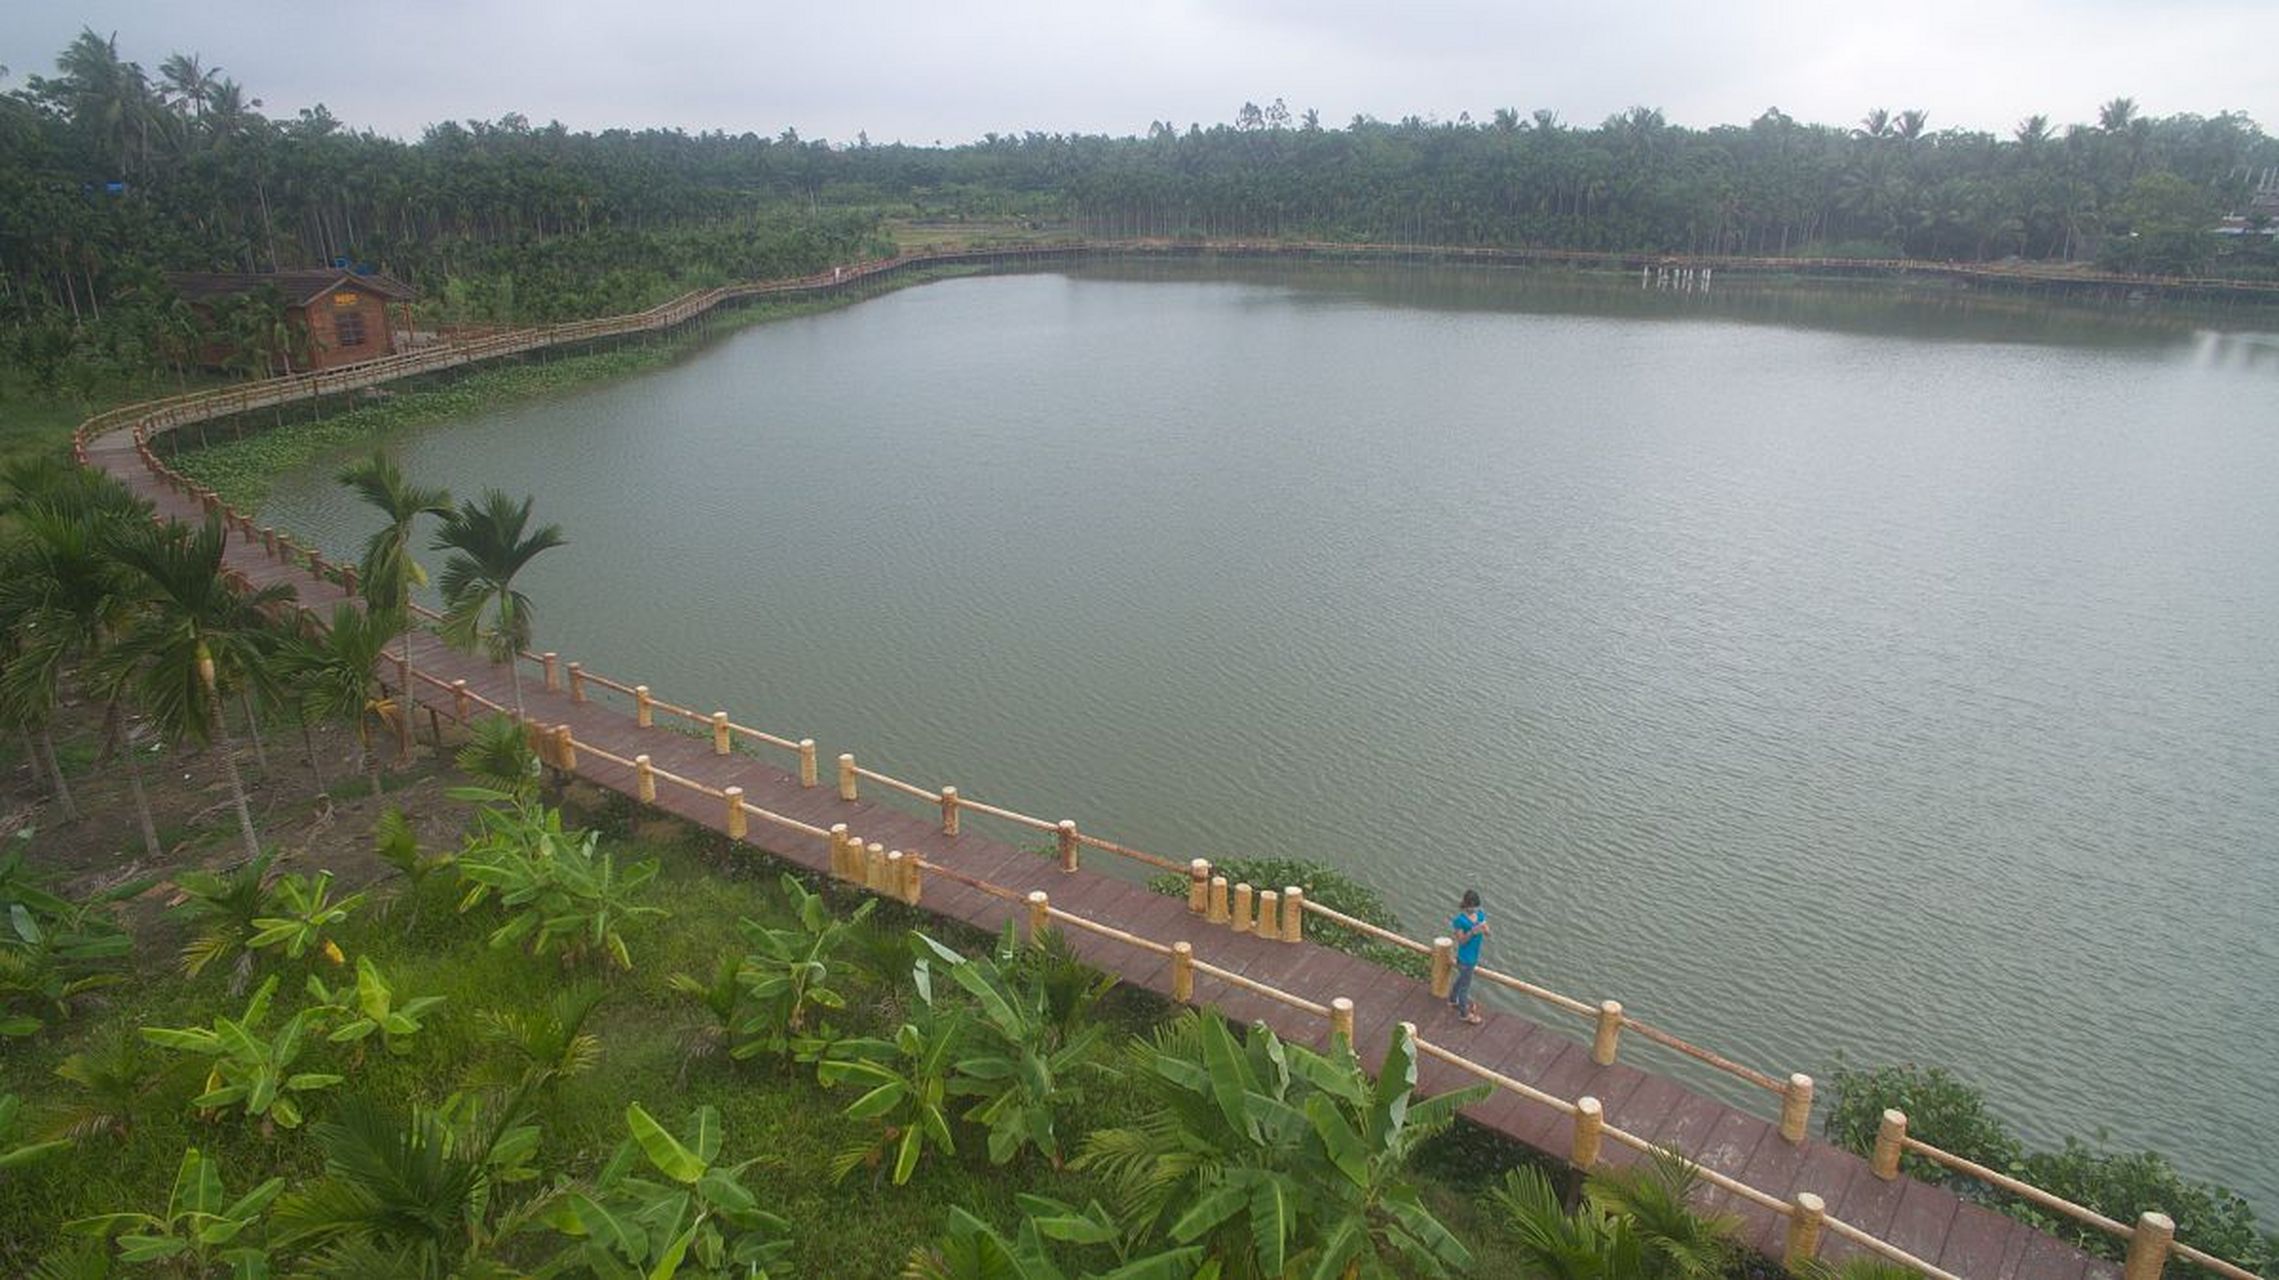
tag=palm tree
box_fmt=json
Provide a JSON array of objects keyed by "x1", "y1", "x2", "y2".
[
  {"x1": 337, "y1": 451, "x2": 449, "y2": 763},
  {"x1": 278, "y1": 603, "x2": 402, "y2": 799},
  {"x1": 0, "y1": 463, "x2": 152, "y2": 839},
  {"x1": 103, "y1": 515, "x2": 294, "y2": 862},
  {"x1": 1489, "y1": 1148, "x2": 1738, "y2": 1280},
  {"x1": 430, "y1": 490, "x2": 564, "y2": 718},
  {"x1": 156, "y1": 53, "x2": 220, "y2": 120}
]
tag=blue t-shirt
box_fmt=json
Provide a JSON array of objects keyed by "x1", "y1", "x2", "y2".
[{"x1": 1452, "y1": 909, "x2": 1486, "y2": 966}]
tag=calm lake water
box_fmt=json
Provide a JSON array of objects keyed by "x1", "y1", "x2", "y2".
[{"x1": 258, "y1": 263, "x2": 2279, "y2": 1213}]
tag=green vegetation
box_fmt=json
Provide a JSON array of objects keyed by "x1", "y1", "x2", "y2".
[{"x1": 1825, "y1": 1063, "x2": 2279, "y2": 1279}]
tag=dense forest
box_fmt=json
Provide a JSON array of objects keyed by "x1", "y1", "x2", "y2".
[{"x1": 5, "y1": 29, "x2": 2278, "y2": 400}]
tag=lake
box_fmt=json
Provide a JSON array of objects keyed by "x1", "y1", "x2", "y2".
[{"x1": 256, "y1": 261, "x2": 2279, "y2": 1213}]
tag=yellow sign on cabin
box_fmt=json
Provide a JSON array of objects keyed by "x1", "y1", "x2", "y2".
[{"x1": 333, "y1": 292, "x2": 361, "y2": 306}]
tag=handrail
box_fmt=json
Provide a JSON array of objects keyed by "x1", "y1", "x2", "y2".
[{"x1": 97, "y1": 235, "x2": 1801, "y2": 1124}]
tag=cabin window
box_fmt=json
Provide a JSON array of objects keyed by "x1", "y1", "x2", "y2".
[{"x1": 334, "y1": 309, "x2": 367, "y2": 347}]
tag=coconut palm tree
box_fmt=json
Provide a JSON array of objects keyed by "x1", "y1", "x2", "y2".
[
  {"x1": 277, "y1": 602, "x2": 401, "y2": 799},
  {"x1": 0, "y1": 462, "x2": 153, "y2": 839},
  {"x1": 430, "y1": 489, "x2": 564, "y2": 718},
  {"x1": 103, "y1": 515, "x2": 294, "y2": 862},
  {"x1": 337, "y1": 451, "x2": 449, "y2": 763}
]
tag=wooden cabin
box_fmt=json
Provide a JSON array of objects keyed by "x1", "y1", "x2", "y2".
[{"x1": 170, "y1": 269, "x2": 418, "y2": 373}]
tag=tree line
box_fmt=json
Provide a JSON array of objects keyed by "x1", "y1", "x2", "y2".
[{"x1": 6, "y1": 29, "x2": 2277, "y2": 405}]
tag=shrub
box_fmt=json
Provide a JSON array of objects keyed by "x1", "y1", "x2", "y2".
[
  {"x1": 1822, "y1": 1061, "x2": 2022, "y2": 1187},
  {"x1": 2018, "y1": 1136, "x2": 2275, "y2": 1279}
]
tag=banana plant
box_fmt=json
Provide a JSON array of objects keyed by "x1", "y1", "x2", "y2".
[
  {"x1": 729, "y1": 873, "x2": 874, "y2": 1064},
  {"x1": 1081, "y1": 1014, "x2": 1486, "y2": 1279},
  {"x1": 915, "y1": 930, "x2": 1109, "y2": 1167},
  {"x1": 69, "y1": 1147, "x2": 283, "y2": 1277},
  {"x1": 816, "y1": 958, "x2": 967, "y2": 1187},
  {"x1": 455, "y1": 799, "x2": 664, "y2": 970},
  {"x1": 248, "y1": 869, "x2": 364, "y2": 965},
  {"x1": 140, "y1": 975, "x2": 343, "y2": 1130},
  {"x1": 548, "y1": 1102, "x2": 793, "y2": 1279},
  {"x1": 305, "y1": 956, "x2": 444, "y2": 1056}
]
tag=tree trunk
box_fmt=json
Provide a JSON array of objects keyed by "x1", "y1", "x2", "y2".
[
  {"x1": 508, "y1": 655, "x2": 526, "y2": 719},
  {"x1": 207, "y1": 682, "x2": 263, "y2": 863},
  {"x1": 301, "y1": 720, "x2": 327, "y2": 794},
  {"x1": 359, "y1": 726, "x2": 382, "y2": 799},
  {"x1": 239, "y1": 689, "x2": 268, "y2": 774},
  {"x1": 397, "y1": 634, "x2": 418, "y2": 764},
  {"x1": 121, "y1": 737, "x2": 163, "y2": 862},
  {"x1": 38, "y1": 726, "x2": 80, "y2": 822}
]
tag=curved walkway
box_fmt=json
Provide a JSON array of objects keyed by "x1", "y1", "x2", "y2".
[{"x1": 72, "y1": 255, "x2": 2173, "y2": 1280}]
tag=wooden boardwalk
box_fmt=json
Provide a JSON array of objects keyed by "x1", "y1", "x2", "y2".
[{"x1": 79, "y1": 421, "x2": 2135, "y2": 1280}]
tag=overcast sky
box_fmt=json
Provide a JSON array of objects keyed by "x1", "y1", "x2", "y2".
[{"x1": 6, "y1": 0, "x2": 2276, "y2": 146}]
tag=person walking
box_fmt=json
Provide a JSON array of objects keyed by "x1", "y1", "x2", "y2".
[{"x1": 1449, "y1": 889, "x2": 1489, "y2": 1025}]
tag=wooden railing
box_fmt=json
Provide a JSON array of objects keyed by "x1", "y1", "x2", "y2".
[{"x1": 83, "y1": 250, "x2": 2260, "y2": 1280}]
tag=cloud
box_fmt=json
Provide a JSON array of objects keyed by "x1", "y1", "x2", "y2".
[{"x1": 4, "y1": 0, "x2": 2270, "y2": 143}]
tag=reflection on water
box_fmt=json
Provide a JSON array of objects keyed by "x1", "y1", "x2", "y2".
[{"x1": 255, "y1": 263, "x2": 2279, "y2": 1215}]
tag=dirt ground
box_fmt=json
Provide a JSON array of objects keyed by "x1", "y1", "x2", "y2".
[{"x1": 2, "y1": 698, "x2": 479, "y2": 931}]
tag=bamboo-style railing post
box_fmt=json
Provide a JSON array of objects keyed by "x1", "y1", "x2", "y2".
[
  {"x1": 1258, "y1": 889, "x2": 1280, "y2": 937},
  {"x1": 635, "y1": 754, "x2": 655, "y2": 803},
  {"x1": 1232, "y1": 883, "x2": 1255, "y2": 933},
  {"x1": 553, "y1": 726, "x2": 577, "y2": 771},
  {"x1": 1592, "y1": 1000, "x2": 1624, "y2": 1066},
  {"x1": 1430, "y1": 937, "x2": 1455, "y2": 999},
  {"x1": 898, "y1": 853, "x2": 922, "y2": 905},
  {"x1": 798, "y1": 739, "x2": 817, "y2": 787},
  {"x1": 1571, "y1": 1096, "x2": 1604, "y2": 1169},
  {"x1": 827, "y1": 824, "x2": 850, "y2": 879},
  {"x1": 1329, "y1": 997, "x2": 1355, "y2": 1046},
  {"x1": 635, "y1": 685, "x2": 653, "y2": 728},
  {"x1": 1057, "y1": 820, "x2": 1079, "y2": 871},
  {"x1": 838, "y1": 753, "x2": 858, "y2": 801},
  {"x1": 567, "y1": 662, "x2": 586, "y2": 703},
  {"x1": 261, "y1": 526, "x2": 277, "y2": 555},
  {"x1": 2124, "y1": 1212, "x2": 2176, "y2": 1280},
  {"x1": 308, "y1": 549, "x2": 327, "y2": 578},
  {"x1": 885, "y1": 850, "x2": 906, "y2": 899},
  {"x1": 865, "y1": 842, "x2": 887, "y2": 893},
  {"x1": 452, "y1": 679, "x2": 469, "y2": 721},
  {"x1": 1780, "y1": 1073, "x2": 1815, "y2": 1144},
  {"x1": 1187, "y1": 859, "x2": 1212, "y2": 912},
  {"x1": 1281, "y1": 887, "x2": 1304, "y2": 941},
  {"x1": 341, "y1": 565, "x2": 357, "y2": 596},
  {"x1": 724, "y1": 787, "x2": 746, "y2": 840},
  {"x1": 1171, "y1": 941, "x2": 1195, "y2": 1002},
  {"x1": 1872, "y1": 1109, "x2": 1907, "y2": 1180},
  {"x1": 711, "y1": 711, "x2": 730, "y2": 754},
  {"x1": 542, "y1": 652, "x2": 559, "y2": 692},
  {"x1": 940, "y1": 786, "x2": 960, "y2": 835},
  {"x1": 1026, "y1": 890, "x2": 1050, "y2": 943},
  {"x1": 1784, "y1": 1192, "x2": 1825, "y2": 1268}
]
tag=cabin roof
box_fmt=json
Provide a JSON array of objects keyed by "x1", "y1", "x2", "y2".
[{"x1": 169, "y1": 269, "x2": 418, "y2": 306}]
